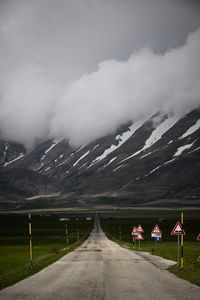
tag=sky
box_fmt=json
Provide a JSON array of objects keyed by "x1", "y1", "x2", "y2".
[{"x1": 0, "y1": 0, "x2": 200, "y2": 148}]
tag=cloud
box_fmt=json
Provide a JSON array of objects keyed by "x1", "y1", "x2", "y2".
[
  {"x1": 0, "y1": 1, "x2": 200, "y2": 148},
  {"x1": 0, "y1": 65, "x2": 58, "y2": 147},
  {"x1": 50, "y1": 28, "x2": 200, "y2": 146}
]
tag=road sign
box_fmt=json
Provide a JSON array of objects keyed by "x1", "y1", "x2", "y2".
[
  {"x1": 171, "y1": 221, "x2": 186, "y2": 235},
  {"x1": 135, "y1": 233, "x2": 144, "y2": 240},
  {"x1": 136, "y1": 224, "x2": 144, "y2": 233},
  {"x1": 151, "y1": 233, "x2": 162, "y2": 238},
  {"x1": 151, "y1": 224, "x2": 162, "y2": 234},
  {"x1": 132, "y1": 226, "x2": 138, "y2": 236},
  {"x1": 197, "y1": 234, "x2": 200, "y2": 241},
  {"x1": 197, "y1": 256, "x2": 200, "y2": 262},
  {"x1": 132, "y1": 231, "x2": 138, "y2": 236}
]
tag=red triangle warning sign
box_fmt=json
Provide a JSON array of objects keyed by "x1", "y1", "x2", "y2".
[
  {"x1": 135, "y1": 233, "x2": 144, "y2": 240},
  {"x1": 197, "y1": 234, "x2": 200, "y2": 241},
  {"x1": 136, "y1": 224, "x2": 144, "y2": 233},
  {"x1": 151, "y1": 224, "x2": 162, "y2": 234},
  {"x1": 171, "y1": 221, "x2": 186, "y2": 235}
]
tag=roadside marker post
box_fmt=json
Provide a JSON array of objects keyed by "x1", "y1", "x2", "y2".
[
  {"x1": 171, "y1": 219, "x2": 186, "y2": 267},
  {"x1": 181, "y1": 212, "x2": 184, "y2": 270},
  {"x1": 28, "y1": 213, "x2": 33, "y2": 268},
  {"x1": 197, "y1": 234, "x2": 200, "y2": 262},
  {"x1": 65, "y1": 224, "x2": 69, "y2": 245},
  {"x1": 119, "y1": 226, "x2": 122, "y2": 241},
  {"x1": 77, "y1": 228, "x2": 80, "y2": 242}
]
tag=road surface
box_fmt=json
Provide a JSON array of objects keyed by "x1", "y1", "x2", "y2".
[{"x1": 1, "y1": 215, "x2": 200, "y2": 300}]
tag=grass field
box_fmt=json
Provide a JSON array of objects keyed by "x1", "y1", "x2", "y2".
[
  {"x1": 100, "y1": 215, "x2": 200, "y2": 286},
  {"x1": 0, "y1": 213, "x2": 93, "y2": 290}
]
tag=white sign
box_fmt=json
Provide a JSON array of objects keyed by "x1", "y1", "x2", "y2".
[{"x1": 151, "y1": 233, "x2": 162, "y2": 238}]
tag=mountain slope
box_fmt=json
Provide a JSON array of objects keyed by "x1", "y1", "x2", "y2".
[{"x1": 0, "y1": 108, "x2": 200, "y2": 209}]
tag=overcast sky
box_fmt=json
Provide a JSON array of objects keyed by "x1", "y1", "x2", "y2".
[{"x1": 0, "y1": 0, "x2": 200, "y2": 148}]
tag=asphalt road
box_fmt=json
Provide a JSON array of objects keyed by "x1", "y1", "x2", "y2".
[{"x1": 1, "y1": 216, "x2": 200, "y2": 300}]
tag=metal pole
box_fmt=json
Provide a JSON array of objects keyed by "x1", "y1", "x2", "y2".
[
  {"x1": 29, "y1": 213, "x2": 33, "y2": 268},
  {"x1": 139, "y1": 239, "x2": 140, "y2": 249},
  {"x1": 119, "y1": 226, "x2": 121, "y2": 241},
  {"x1": 181, "y1": 212, "x2": 184, "y2": 269}
]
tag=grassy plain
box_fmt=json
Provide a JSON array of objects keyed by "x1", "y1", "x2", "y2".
[
  {"x1": 0, "y1": 213, "x2": 93, "y2": 290},
  {"x1": 101, "y1": 215, "x2": 200, "y2": 286}
]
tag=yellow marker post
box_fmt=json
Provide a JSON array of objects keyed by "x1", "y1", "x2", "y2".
[
  {"x1": 180, "y1": 212, "x2": 184, "y2": 270},
  {"x1": 29, "y1": 213, "x2": 33, "y2": 268}
]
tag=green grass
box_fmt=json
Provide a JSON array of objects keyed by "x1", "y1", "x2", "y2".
[
  {"x1": 101, "y1": 216, "x2": 200, "y2": 286},
  {"x1": 0, "y1": 213, "x2": 93, "y2": 290}
]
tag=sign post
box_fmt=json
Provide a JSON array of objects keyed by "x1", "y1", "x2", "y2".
[
  {"x1": 171, "y1": 220, "x2": 186, "y2": 267},
  {"x1": 132, "y1": 227, "x2": 137, "y2": 248},
  {"x1": 135, "y1": 232, "x2": 144, "y2": 248},
  {"x1": 151, "y1": 224, "x2": 162, "y2": 252},
  {"x1": 136, "y1": 225, "x2": 144, "y2": 248},
  {"x1": 28, "y1": 213, "x2": 33, "y2": 268}
]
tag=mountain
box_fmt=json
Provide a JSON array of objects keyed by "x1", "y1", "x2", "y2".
[{"x1": 0, "y1": 108, "x2": 200, "y2": 210}]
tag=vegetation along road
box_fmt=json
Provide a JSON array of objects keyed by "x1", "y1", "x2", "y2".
[{"x1": 0, "y1": 214, "x2": 200, "y2": 300}]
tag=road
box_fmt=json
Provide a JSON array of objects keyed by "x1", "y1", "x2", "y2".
[{"x1": 1, "y1": 215, "x2": 200, "y2": 300}]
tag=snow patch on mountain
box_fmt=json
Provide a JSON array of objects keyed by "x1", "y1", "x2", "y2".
[
  {"x1": 41, "y1": 141, "x2": 59, "y2": 161},
  {"x1": 93, "y1": 144, "x2": 100, "y2": 150},
  {"x1": 44, "y1": 167, "x2": 51, "y2": 172},
  {"x1": 75, "y1": 146, "x2": 85, "y2": 153},
  {"x1": 57, "y1": 157, "x2": 72, "y2": 167},
  {"x1": 179, "y1": 119, "x2": 200, "y2": 139},
  {"x1": 139, "y1": 151, "x2": 153, "y2": 159},
  {"x1": 4, "y1": 153, "x2": 24, "y2": 167},
  {"x1": 164, "y1": 158, "x2": 176, "y2": 165},
  {"x1": 88, "y1": 119, "x2": 146, "y2": 167},
  {"x1": 121, "y1": 115, "x2": 179, "y2": 162},
  {"x1": 188, "y1": 146, "x2": 200, "y2": 154},
  {"x1": 73, "y1": 151, "x2": 90, "y2": 167},
  {"x1": 112, "y1": 164, "x2": 125, "y2": 172},
  {"x1": 144, "y1": 158, "x2": 176, "y2": 178},
  {"x1": 145, "y1": 165, "x2": 162, "y2": 177},
  {"x1": 104, "y1": 157, "x2": 117, "y2": 168},
  {"x1": 174, "y1": 142, "x2": 195, "y2": 157}
]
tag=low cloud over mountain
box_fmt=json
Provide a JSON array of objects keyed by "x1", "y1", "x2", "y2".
[{"x1": 0, "y1": 1, "x2": 200, "y2": 148}]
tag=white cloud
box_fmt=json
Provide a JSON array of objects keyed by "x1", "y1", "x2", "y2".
[
  {"x1": 51, "y1": 28, "x2": 200, "y2": 146},
  {"x1": 0, "y1": 1, "x2": 200, "y2": 148}
]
